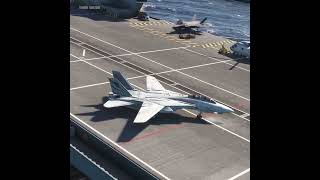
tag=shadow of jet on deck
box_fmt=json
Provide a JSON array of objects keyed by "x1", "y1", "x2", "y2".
[
  {"x1": 167, "y1": 28, "x2": 203, "y2": 36},
  {"x1": 76, "y1": 96, "x2": 211, "y2": 143},
  {"x1": 228, "y1": 56, "x2": 250, "y2": 70},
  {"x1": 75, "y1": 97, "x2": 135, "y2": 123},
  {"x1": 117, "y1": 112, "x2": 210, "y2": 143}
]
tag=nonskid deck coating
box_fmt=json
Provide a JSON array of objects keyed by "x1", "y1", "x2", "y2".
[{"x1": 70, "y1": 12, "x2": 250, "y2": 180}]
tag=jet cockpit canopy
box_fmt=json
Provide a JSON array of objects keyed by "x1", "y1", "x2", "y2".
[{"x1": 188, "y1": 94, "x2": 216, "y2": 104}]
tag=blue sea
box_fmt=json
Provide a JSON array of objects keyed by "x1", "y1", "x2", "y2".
[{"x1": 143, "y1": 0, "x2": 250, "y2": 42}]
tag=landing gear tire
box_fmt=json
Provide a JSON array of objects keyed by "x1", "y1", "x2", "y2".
[{"x1": 196, "y1": 114, "x2": 202, "y2": 119}]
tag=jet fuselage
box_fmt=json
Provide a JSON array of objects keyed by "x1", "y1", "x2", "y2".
[{"x1": 115, "y1": 89, "x2": 233, "y2": 114}]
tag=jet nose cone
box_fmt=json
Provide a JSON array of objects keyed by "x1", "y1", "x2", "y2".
[
  {"x1": 221, "y1": 104, "x2": 233, "y2": 113},
  {"x1": 226, "y1": 107, "x2": 234, "y2": 113}
]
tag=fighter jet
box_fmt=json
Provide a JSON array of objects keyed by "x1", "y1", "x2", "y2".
[
  {"x1": 172, "y1": 14, "x2": 208, "y2": 33},
  {"x1": 104, "y1": 71, "x2": 233, "y2": 123}
]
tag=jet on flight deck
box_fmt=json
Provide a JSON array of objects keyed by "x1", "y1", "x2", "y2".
[
  {"x1": 173, "y1": 14, "x2": 208, "y2": 32},
  {"x1": 104, "y1": 71, "x2": 233, "y2": 123}
]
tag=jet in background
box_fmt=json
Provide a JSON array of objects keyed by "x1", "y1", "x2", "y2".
[
  {"x1": 230, "y1": 40, "x2": 250, "y2": 58},
  {"x1": 104, "y1": 71, "x2": 233, "y2": 123},
  {"x1": 172, "y1": 14, "x2": 208, "y2": 33}
]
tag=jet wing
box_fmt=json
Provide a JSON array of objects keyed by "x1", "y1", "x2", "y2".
[
  {"x1": 104, "y1": 100, "x2": 134, "y2": 108},
  {"x1": 133, "y1": 101, "x2": 164, "y2": 123},
  {"x1": 146, "y1": 76, "x2": 166, "y2": 91}
]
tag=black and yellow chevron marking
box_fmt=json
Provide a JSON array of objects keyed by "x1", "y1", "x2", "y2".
[
  {"x1": 129, "y1": 21, "x2": 173, "y2": 26},
  {"x1": 129, "y1": 25, "x2": 237, "y2": 49},
  {"x1": 128, "y1": 21, "x2": 235, "y2": 49}
]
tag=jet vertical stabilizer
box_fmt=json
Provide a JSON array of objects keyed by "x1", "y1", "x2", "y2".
[
  {"x1": 109, "y1": 78, "x2": 132, "y2": 97},
  {"x1": 192, "y1": 14, "x2": 197, "y2": 21},
  {"x1": 200, "y1": 17, "x2": 207, "y2": 24},
  {"x1": 112, "y1": 70, "x2": 134, "y2": 90}
]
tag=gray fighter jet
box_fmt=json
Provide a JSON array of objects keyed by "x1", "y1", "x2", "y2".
[
  {"x1": 104, "y1": 71, "x2": 233, "y2": 123},
  {"x1": 172, "y1": 14, "x2": 208, "y2": 32}
]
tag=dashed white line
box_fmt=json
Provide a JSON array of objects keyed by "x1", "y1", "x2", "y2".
[
  {"x1": 227, "y1": 168, "x2": 250, "y2": 180},
  {"x1": 70, "y1": 28, "x2": 250, "y2": 101}
]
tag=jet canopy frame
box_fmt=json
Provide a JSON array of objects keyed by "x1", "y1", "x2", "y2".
[{"x1": 188, "y1": 95, "x2": 216, "y2": 104}]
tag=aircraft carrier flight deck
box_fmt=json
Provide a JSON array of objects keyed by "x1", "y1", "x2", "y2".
[{"x1": 70, "y1": 7, "x2": 250, "y2": 180}]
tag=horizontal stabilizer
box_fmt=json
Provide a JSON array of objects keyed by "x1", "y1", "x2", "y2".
[{"x1": 104, "y1": 100, "x2": 134, "y2": 108}]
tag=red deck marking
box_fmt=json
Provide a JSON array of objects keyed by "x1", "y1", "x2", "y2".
[{"x1": 119, "y1": 124, "x2": 183, "y2": 145}]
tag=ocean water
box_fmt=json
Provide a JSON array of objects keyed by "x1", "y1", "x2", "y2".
[{"x1": 142, "y1": 0, "x2": 250, "y2": 42}]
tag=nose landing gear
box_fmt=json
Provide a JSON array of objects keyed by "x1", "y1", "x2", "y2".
[{"x1": 196, "y1": 113, "x2": 202, "y2": 119}]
